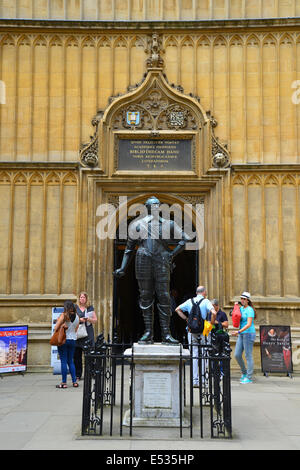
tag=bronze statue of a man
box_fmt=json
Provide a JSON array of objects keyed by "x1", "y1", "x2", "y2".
[{"x1": 113, "y1": 196, "x2": 191, "y2": 345}]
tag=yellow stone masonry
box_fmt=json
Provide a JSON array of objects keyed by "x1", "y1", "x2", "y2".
[
  {"x1": 1, "y1": 31, "x2": 300, "y2": 164},
  {"x1": 1, "y1": 0, "x2": 300, "y2": 21}
]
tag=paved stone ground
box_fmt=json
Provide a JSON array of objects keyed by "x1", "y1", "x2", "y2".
[{"x1": 0, "y1": 372, "x2": 299, "y2": 451}]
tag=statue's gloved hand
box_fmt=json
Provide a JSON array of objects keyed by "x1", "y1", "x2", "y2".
[{"x1": 113, "y1": 268, "x2": 126, "y2": 278}]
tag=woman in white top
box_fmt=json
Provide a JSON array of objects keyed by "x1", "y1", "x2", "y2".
[
  {"x1": 55, "y1": 300, "x2": 79, "y2": 389},
  {"x1": 74, "y1": 291, "x2": 97, "y2": 381}
]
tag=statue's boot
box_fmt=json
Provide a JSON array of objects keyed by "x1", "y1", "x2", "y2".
[
  {"x1": 138, "y1": 303, "x2": 154, "y2": 344},
  {"x1": 158, "y1": 304, "x2": 179, "y2": 345}
]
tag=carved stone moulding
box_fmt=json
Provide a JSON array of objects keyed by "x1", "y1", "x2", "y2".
[
  {"x1": 111, "y1": 87, "x2": 199, "y2": 133},
  {"x1": 79, "y1": 110, "x2": 103, "y2": 168},
  {"x1": 207, "y1": 112, "x2": 230, "y2": 169},
  {"x1": 212, "y1": 135, "x2": 230, "y2": 169},
  {"x1": 0, "y1": 169, "x2": 78, "y2": 185}
]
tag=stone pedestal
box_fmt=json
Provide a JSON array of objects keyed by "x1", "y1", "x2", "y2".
[{"x1": 123, "y1": 343, "x2": 190, "y2": 427}]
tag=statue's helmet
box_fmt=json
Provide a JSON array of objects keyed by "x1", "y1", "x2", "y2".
[{"x1": 145, "y1": 196, "x2": 160, "y2": 209}]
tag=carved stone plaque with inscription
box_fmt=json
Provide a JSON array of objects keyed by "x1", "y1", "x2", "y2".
[
  {"x1": 117, "y1": 137, "x2": 192, "y2": 171},
  {"x1": 143, "y1": 372, "x2": 172, "y2": 409}
]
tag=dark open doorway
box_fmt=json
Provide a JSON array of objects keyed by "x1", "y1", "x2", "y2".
[{"x1": 113, "y1": 236, "x2": 198, "y2": 344}]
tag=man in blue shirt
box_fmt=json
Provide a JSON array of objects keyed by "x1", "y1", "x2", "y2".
[
  {"x1": 210, "y1": 299, "x2": 228, "y2": 330},
  {"x1": 176, "y1": 286, "x2": 216, "y2": 387}
]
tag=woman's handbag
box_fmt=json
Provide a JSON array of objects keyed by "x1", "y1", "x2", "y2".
[
  {"x1": 76, "y1": 321, "x2": 88, "y2": 339},
  {"x1": 232, "y1": 303, "x2": 242, "y2": 328},
  {"x1": 50, "y1": 323, "x2": 66, "y2": 346}
]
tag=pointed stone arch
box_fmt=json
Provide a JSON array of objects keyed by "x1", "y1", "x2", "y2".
[
  {"x1": 0, "y1": 171, "x2": 12, "y2": 184},
  {"x1": 14, "y1": 172, "x2": 28, "y2": 185},
  {"x1": 247, "y1": 174, "x2": 262, "y2": 186},
  {"x1": 113, "y1": 35, "x2": 128, "y2": 49},
  {"x1": 29, "y1": 172, "x2": 44, "y2": 185},
  {"x1": 49, "y1": 35, "x2": 63, "y2": 47},
  {"x1": 46, "y1": 171, "x2": 61, "y2": 185},
  {"x1": 282, "y1": 174, "x2": 296, "y2": 186},
  {"x1": 82, "y1": 36, "x2": 96, "y2": 48},
  {"x1": 65, "y1": 35, "x2": 79, "y2": 48},
  {"x1": 0, "y1": 34, "x2": 15, "y2": 47},
  {"x1": 279, "y1": 33, "x2": 294, "y2": 46},
  {"x1": 107, "y1": 191, "x2": 202, "y2": 247},
  {"x1": 196, "y1": 35, "x2": 211, "y2": 48},
  {"x1": 33, "y1": 35, "x2": 47, "y2": 48},
  {"x1": 213, "y1": 35, "x2": 227, "y2": 48},
  {"x1": 164, "y1": 35, "x2": 178, "y2": 48},
  {"x1": 229, "y1": 34, "x2": 244, "y2": 47},
  {"x1": 180, "y1": 35, "x2": 195, "y2": 48},
  {"x1": 264, "y1": 174, "x2": 279, "y2": 186},
  {"x1": 129, "y1": 35, "x2": 147, "y2": 49},
  {"x1": 98, "y1": 36, "x2": 112, "y2": 48},
  {"x1": 17, "y1": 34, "x2": 31, "y2": 47},
  {"x1": 262, "y1": 33, "x2": 277, "y2": 47},
  {"x1": 62, "y1": 172, "x2": 78, "y2": 186},
  {"x1": 246, "y1": 34, "x2": 260, "y2": 47},
  {"x1": 232, "y1": 175, "x2": 245, "y2": 186}
]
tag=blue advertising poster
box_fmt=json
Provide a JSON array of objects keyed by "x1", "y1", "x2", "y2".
[{"x1": 0, "y1": 325, "x2": 28, "y2": 374}]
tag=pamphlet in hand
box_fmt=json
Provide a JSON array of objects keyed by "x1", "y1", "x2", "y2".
[{"x1": 85, "y1": 310, "x2": 93, "y2": 325}]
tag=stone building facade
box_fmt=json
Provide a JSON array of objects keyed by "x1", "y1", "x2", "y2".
[{"x1": 0, "y1": 0, "x2": 300, "y2": 370}]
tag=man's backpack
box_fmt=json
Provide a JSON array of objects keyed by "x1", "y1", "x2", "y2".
[{"x1": 187, "y1": 297, "x2": 205, "y2": 334}]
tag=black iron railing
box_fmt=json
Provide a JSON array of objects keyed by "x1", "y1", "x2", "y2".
[{"x1": 81, "y1": 333, "x2": 232, "y2": 439}]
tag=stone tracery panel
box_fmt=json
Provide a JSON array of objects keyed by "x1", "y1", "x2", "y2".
[
  {"x1": 232, "y1": 172, "x2": 300, "y2": 299},
  {"x1": 0, "y1": 170, "x2": 78, "y2": 296}
]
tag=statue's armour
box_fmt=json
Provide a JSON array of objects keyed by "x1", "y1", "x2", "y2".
[{"x1": 124, "y1": 217, "x2": 185, "y2": 281}]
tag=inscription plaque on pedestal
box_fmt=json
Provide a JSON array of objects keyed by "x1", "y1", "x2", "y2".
[
  {"x1": 143, "y1": 372, "x2": 172, "y2": 408},
  {"x1": 117, "y1": 137, "x2": 193, "y2": 171}
]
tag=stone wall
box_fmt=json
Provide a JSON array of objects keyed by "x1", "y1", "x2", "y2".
[
  {"x1": 1, "y1": 0, "x2": 300, "y2": 21},
  {"x1": 0, "y1": 7, "x2": 299, "y2": 370},
  {"x1": 1, "y1": 31, "x2": 300, "y2": 164}
]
